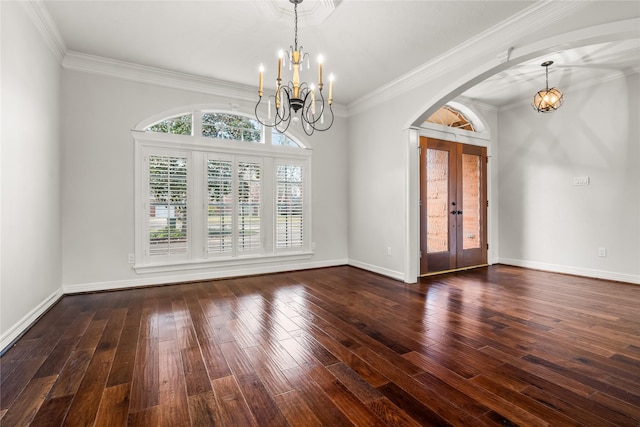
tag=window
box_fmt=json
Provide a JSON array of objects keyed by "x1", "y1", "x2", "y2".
[
  {"x1": 134, "y1": 110, "x2": 311, "y2": 271},
  {"x1": 202, "y1": 113, "x2": 261, "y2": 142},
  {"x1": 145, "y1": 114, "x2": 192, "y2": 135},
  {"x1": 272, "y1": 129, "x2": 299, "y2": 147},
  {"x1": 207, "y1": 157, "x2": 233, "y2": 254},
  {"x1": 206, "y1": 156, "x2": 262, "y2": 256},
  {"x1": 276, "y1": 163, "x2": 304, "y2": 249},
  {"x1": 148, "y1": 154, "x2": 188, "y2": 258},
  {"x1": 425, "y1": 106, "x2": 476, "y2": 132}
]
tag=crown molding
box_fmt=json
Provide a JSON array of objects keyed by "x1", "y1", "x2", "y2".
[
  {"x1": 21, "y1": 0, "x2": 66, "y2": 62},
  {"x1": 63, "y1": 51, "x2": 256, "y2": 100},
  {"x1": 347, "y1": 0, "x2": 594, "y2": 116},
  {"x1": 62, "y1": 51, "x2": 348, "y2": 117}
]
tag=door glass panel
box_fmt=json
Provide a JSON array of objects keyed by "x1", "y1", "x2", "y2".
[
  {"x1": 462, "y1": 153, "x2": 481, "y2": 249},
  {"x1": 426, "y1": 149, "x2": 449, "y2": 253}
]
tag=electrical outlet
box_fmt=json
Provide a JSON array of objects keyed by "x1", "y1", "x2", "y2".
[
  {"x1": 311, "y1": 242, "x2": 316, "y2": 250},
  {"x1": 128, "y1": 253, "x2": 135, "y2": 264},
  {"x1": 387, "y1": 246, "x2": 392, "y2": 256},
  {"x1": 598, "y1": 248, "x2": 607, "y2": 257}
]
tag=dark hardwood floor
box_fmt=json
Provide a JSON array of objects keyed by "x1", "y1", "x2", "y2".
[{"x1": 1, "y1": 265, "x2": 639, "y2": 426}]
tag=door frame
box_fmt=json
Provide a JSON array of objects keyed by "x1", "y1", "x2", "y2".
[
  {"x1": 405, "y1": 120, "x2": 493, "y2": 282},
  {"x1": 419, "y1": 137, "x2": 488, "y2": 275}
]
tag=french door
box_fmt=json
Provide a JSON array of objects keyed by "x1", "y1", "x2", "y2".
[{"x1": 420, "y1": 137, "x2": 487, "y2": 275}]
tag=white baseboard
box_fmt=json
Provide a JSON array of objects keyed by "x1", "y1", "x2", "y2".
[
  {"x1": 348, "y1": 259, "x2": 405, "y2": 282},
  {"x1": 498, "y1": 258, "x2": 640, "y2": 285},
  {"x1": 63, "y1": 258, "x2": 350, "y2": 294},
  {"x1": 0, "y1": 287, "x2": 64, "y2": 355}
]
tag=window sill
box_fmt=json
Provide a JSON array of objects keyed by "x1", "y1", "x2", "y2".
[{"x1": 133, "y1": 251, "x2": 314, "y2": 274}]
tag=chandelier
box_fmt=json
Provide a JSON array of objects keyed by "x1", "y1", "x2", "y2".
[
  {"x1": 532, "y1": 60, "x2": 564, "y2": 113},
  {"x1": 255, "y1": 0, "x2": 334, "y2": 135}
]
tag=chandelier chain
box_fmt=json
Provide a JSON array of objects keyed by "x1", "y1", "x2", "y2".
[{"x1": 294, "y1": 2, "x2": 299, "y2": 51}]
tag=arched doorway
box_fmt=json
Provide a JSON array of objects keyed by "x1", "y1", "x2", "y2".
[{"x1": 402, "y1": 19, "x2": 638, "y2": 283}]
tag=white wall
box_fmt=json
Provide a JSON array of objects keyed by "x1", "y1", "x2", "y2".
[
  {"x1": 1, "y1": 2, "x2": 63, "y2": 346},
  {"x1": 497, "y1": 73, "x2": 640, "y2": 283},
  {"x1": 61, "y1": 70, "x2": 349, "y2": 291},
  {"x1": 348, "y1": 100, "x2": 408, "y2": 279}
]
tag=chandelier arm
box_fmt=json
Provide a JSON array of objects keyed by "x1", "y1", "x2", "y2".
[
  {"x1": 254, "y1": 97, "x2": 268, "y2": 126},
  {"x1": 320, "y1": 103, "x2": 335, "y2": 131},
  {"x1": 255, "y1": 96, "x2": 277, "y2": 128},
  {"x1": 275, "y1": 86, "x2": 296, "y2": 129},
  {"x1": 275, "y1": 115, "x2": 292, "y2": 134},
  {"x1": 302, "y1": 122, "x2": 315, "y2": 136},
  {"x1": 305, "y1": 88, "x2": 333, "y2": 130},
  {"x1": 306, "y1": 87, "x2": 327, "y2": 126}
]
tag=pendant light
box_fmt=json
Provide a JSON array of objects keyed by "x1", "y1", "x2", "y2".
[{"x1": 532, "y1": 60, "x2": 564, "y2": 113}]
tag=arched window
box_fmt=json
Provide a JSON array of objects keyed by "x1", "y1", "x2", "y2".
[
  {"x1": 133, "y1": 109, "x2": 311, "y2": 272},
  {"x1": 425, "y1": 105, "x2": 476, "y2": 132},
  {"x1": 145, "y1": 114, "x2": 193, "y2": 135},
  {"x1": 143, "y1": 111, "x2": 304, "y2": 147}
]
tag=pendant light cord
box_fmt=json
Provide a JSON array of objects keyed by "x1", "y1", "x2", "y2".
[{"x1": 546, "y1": 65, "x2": 549, "y2": 91}]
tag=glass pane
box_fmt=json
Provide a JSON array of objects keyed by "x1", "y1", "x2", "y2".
[
  {"x1": 202, "y1": 113, "x2": 262, "y2": 143},
  {"x1": 462, "y1": 153, "x2": 481, "y2": 249},
  {"x1": 426, "y1": 149, "x2": 449, "y2": 253},
  {"x1": 272, "y1": 130, "x2": 300, "y2": 147},
  {"x1": 425, "y1": 106, "x2": 475, "y2": 132},
  {"x1": 145, "y1": 114, "x2": 192, "y2": 135},
  {"x1": 207, "y1": 159, "x2": 233, "y2": 254},
  {"x1": 237, "y1": 162, "x2": 261, "y2": 252},
  {"x1": 148, "y1": 156, "x2": 188, "y2": 256}
]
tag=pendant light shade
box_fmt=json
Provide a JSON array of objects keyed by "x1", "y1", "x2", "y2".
[{"x1": 532, "y1": 61, "x2": 564, "y2": 113}]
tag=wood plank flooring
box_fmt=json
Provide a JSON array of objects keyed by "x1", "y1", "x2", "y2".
[{"x1": 1, "y1": 265, "x2": 639, "y2": 426}]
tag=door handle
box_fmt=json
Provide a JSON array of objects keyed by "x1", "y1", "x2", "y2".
[{"x1": 450, "y1": 210, "x2": 463, "y2": 215}]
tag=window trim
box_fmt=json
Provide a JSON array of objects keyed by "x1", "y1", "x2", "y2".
[{"x1": 133, "y1": 110, "x2": 312, "y2": 273}]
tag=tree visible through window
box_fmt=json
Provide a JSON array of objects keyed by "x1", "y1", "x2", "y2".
[
  {"x1": 146, "y1": 114, "x2": 192, "y2": 135},
  {"x1": 202, "y1": 113, "x2": 261, "y2": 142}
]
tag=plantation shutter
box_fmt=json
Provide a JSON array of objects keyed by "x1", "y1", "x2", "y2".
[
  {"x1": 276, "y1": 164, "x2": 304, "y2": 249},
  {"x1": 207, "y1": 158, "x2": 233, "y2": 254},
  {"x1": 148, "y1": 155, "x2": 188, "y2": 256},
  {"x1": 237, "y1": 161, "x2": 262, "y2": 253}
]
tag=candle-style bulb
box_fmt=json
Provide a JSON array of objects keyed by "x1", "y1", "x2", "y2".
[
  {"x1": 277, "y1": 50, "x2": 284, "y2": 81},
  {"x1": 328, "y1": 73, "x2": 334, "y2": 105}
]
